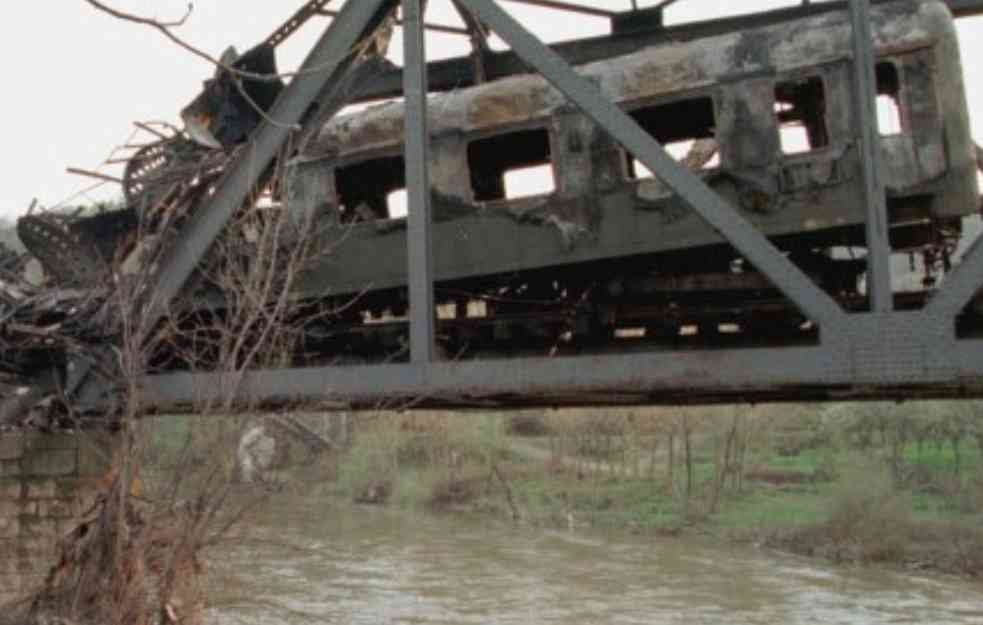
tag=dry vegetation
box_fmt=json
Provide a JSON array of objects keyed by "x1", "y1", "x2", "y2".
[{"x1": 1, "y1": 168, "x2": 345, "y2": 622}]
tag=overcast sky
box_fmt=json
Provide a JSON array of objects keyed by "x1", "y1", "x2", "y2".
[{"x1": 1, "y1": 0, "x2": 981, "y2": 220}]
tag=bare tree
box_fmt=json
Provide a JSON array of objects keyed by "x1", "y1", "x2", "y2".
[{"x1": 6, "y1": 137, "x2": 356, "y2": 624}]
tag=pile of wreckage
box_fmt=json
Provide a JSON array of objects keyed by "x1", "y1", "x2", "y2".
[
  {"x1": 0, "y1": 1, "x2": 345, "y2": 429},
  {"x1": 0, "y1": 139, "x2": 235, "y2": 429}
]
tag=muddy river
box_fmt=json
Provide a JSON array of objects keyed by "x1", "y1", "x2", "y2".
[{"x1": 210, "y1": 497, "x2": 983, "y2": 624}]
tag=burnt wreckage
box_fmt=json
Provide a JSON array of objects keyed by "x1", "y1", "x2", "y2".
[{"x1": 3, "y1": 0, "x2": 983, "y2": 424}]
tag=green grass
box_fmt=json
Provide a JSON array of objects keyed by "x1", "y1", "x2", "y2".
[
  {"x1": 764, "y1": 448, "x2": 824, "y2": 473},
  {"x1": 137, "y1": 413, "x2": 983, "y2": 545},
  {"x1": 130, "y1": 409, "x2": 983, "y2": 577},
  {"x1": 910, "y1": 491, "x2": 954, "y2": 520},
  {"x1": 904, "y1": 441, "x2": 981, "y2": 472},
  {"x1": 712, "y1": 488, "x2": 828, "y2": 528},
  {"x1": 507, "y1": 473, "x2": 685, "y2": 531}
]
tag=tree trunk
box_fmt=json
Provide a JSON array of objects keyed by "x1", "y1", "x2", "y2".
[
  {"x1": 667, "y1": 430, "x2": 675, "y2": 494},
  {"x1": 683, "y1": 416, "x2": 693, "y2": 504},
  {"x1": 648, "y1": 433, "x2": 658, "y2": 481}
]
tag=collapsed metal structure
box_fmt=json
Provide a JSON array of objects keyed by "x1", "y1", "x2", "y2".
[{"x1": 6, "y1": 0, "x2": 983, "y2": 418}]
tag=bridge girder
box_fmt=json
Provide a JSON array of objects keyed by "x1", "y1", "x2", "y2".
[{"x1": 70, "y1": 0, "x2": 983, "y2": 411}]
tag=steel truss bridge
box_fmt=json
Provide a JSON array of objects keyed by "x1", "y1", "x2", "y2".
[{"x1": 64, "y1": 0, "x2": 983, "y2": 411}]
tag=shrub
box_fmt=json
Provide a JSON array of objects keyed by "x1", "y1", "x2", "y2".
[
  {"x1": 428, "y1": 476, "x2": 481, "y2": 510},
  {"x1": 823, "y1": 467, "x2": 912, "y2": 562},
  {"x1": 337, "y1": 427, "x2": 400, "y2": 503}
]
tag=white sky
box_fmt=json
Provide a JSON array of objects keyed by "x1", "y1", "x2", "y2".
[{"x1": 1, "y1": 0, "x2": 981, "y2": 220}]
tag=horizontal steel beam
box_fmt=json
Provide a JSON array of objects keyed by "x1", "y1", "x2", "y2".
[
  {"x1": 136, "y1": 312, "x2": 983, "y2": 410},
  {"x1": 141, "y1": 346, "x2": 835, "y2": 409},
  {"x1": 499, "y1": 0, "x2": 616, "y2": 18},
  {"x1": 316, "y1": 8, "x2": 471, "y2": 35}
]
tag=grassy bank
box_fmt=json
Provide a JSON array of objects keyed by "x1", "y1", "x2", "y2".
[
  {"x1": 328, "y1": 404, "x2": 983, "y2": 578},
  {"x1": 134, "y1": 404, "x2": 983, "y2": 578}
]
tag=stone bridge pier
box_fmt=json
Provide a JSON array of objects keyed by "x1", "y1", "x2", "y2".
[{"x1": 0, "y1": 430, "x2": 116, "y2": 606}]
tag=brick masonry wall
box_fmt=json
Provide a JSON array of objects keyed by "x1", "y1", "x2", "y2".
[{"x1": 0, "y1": 431, "x2": 116, "y2": 606}]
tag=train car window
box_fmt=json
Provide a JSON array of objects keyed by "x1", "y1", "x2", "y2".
[
  {"x1": 623, "y1": 97, "x2": 718, "y2": 179},
  {"x1": 468, "y1": 128, "x2": 556, "y2": 202},
  {"x1": 775, "y1": 77, "x2": 829, "y2": 155},
  {"x1": 387, "y1": 189, "x2": 408, "y2": 218},
  {"x1": 335, "y1": 155, "x2": 407, "y2": 221},
  {"x1": 876, "y1": 61, "x2": 903, "y2": 136}
]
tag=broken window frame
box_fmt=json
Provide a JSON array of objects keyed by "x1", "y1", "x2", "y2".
[
  {"x1": 773, "y1": 73, "x2": 832, "y2": 157},
  {"x1": 618, "y1": 91, "x2": 721, "y2": 181},
  {"x1": 332, "y1": 148, "x2": 409, "y2": 222},
  {"x1": 465, "y1": 122, "x2": 560, "y2": 204}
]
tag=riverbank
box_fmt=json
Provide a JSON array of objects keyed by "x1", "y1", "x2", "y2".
[
  {"x1": 324, "y1": 404, "x2": 983, "y2": 579},
  {"x1": 132, "y1": 404, "x2": 983, "y2": 580}
]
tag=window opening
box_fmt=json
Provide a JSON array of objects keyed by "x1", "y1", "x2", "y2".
[
  {"x1": 387, "y1": 189, "x2": 408, "y2": 219},
  {"x1": 467, "y1": 300, "x2": 488, "y2": 318},
  {"x1": 624, "y1": 97, "x2": 718, "y2": 179},
  {"x1": 876, "y1": 61, "x2": 903, "y2": 136},
  {"x1": 503, "y1": 164, "x2": 556, "y2": 199},
  {"x1": 775, "y1": 77, "x2": 829, "y2": 154},
  {"x1": 468, "y1": 128, "x2": 555, "y2": 202},
  {"x1": 335, "y1": 155, "x2": 406, "y2": 221}
]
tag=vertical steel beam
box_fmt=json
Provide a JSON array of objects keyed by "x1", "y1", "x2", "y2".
[
  {"x1": 403, "y1": 0, "x2": 437, "y2": 363},
  {"x1": 849, "y1": 0, "x2": 893, "y2": 312},
  {"x1": 455, "y1": 0, "x2": 846, "y2": 332},
  {"x1": 143, "y1": 0, "x2": 397, "y2": 327}
]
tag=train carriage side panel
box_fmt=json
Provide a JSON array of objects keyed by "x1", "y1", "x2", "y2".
[{"x1": 287, "y1": 0, "x2": 975, "y2": 298}]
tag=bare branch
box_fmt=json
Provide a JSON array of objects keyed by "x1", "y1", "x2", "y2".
[{"x1": 82, "y1": 0, "x2": 193, "y2": 27}]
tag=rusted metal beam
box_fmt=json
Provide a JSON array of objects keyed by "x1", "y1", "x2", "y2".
[
  {"x1": 266, "y1": 0, "x2": 336, "y2": 49},
  {"x1": 65, "y1": 168, "x2": 122, "y2": 185}
]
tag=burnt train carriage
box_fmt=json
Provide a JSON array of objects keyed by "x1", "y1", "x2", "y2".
[{"x1": 283, "y1": 0, "x2": 977, "y2": 356}]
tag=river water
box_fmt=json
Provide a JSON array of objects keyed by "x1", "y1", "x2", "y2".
[{"x1": 210, "y1": 497, "x2": 983, "y2": 624}]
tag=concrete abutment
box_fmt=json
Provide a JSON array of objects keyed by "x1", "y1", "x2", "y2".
[{"x1": 0, "y1": 430, "x2": 117, "y2": 606}]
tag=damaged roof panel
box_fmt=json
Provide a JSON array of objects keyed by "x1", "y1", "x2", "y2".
[{"x1": 303, "y1": 0, "x2": 955, "y2": 159}]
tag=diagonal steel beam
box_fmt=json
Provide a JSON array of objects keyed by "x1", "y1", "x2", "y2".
[
  {"x1": 455, "y1": 0, "x2": 847, "y2": 332},
  {"x1": 142, "y1": 0, "x2": 398, "y2": 328},
  {"x1": 67, "y1": 2, "x2": 399, "y2": 410},
  {"x1": 452, "y1": 0, "x2": 493, "y2": 83},
  {"x1": 403, "y1": 0, "x2": 437, "y2": 363},
  {"x1": 927, "y1": 233, "x2": 983, "y2": 319}
]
